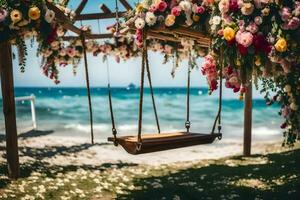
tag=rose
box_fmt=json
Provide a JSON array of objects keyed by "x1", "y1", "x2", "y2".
[
  {"x1": 10, "y1": 9, "x2": 22, "y2": 23},
  {"x1": 236, "y1": 31, "x2": 253, "y2": 47},
  {"x1": 254, "y1": 16, "x2": 263, "y2": 25},
  {"x1": 280, "y1": 7, "x2": 291, "y2": 22},
  {"x1": 165, "y1": 14, "x2": 176, "y2": 27},
  {"x1": 275, "y1": 38, "x2": 287, "y2": 52},
  {"x1": 193, "y1": 6, "x2": 205, "y2": 14},
  {"x1": 241, "y1": 3, "x2": 254, "y2": 15},
  {"x1": 253, "y1": 34, "x2": 271, "y2": 54},
  {"x1": 246, "y1": 22, "x2": 258, "y2": 34},
  {"x1": 28, "y1": 7, "x2": 41, "y2": 20},
  {"x1": 45, "y1": 9, "x2": 55, "y2": 23},
  {"x1": 223, "y1": 27, "x2": 235, "y2": 41},
  {"x1": 229, "y1": 0, "x2": 239, "y2": 12},
  {"x1": 157, "y1": 1, "x2": 168, "y2": 12},
  {"x1": 218, "y1": 0, "x2": 229, "y2": 14},
  {"x1": 171, "y1": 6, "x2": 182, "y2": 17}
]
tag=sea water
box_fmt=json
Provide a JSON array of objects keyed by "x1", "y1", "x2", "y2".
[{"x1": 0, "y1": 87, "x2": 283, "y2": 142}]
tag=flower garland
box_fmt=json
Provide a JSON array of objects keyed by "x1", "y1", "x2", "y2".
[{"x1": 0, "y1": 0, "x2": 67, "y2": 72}]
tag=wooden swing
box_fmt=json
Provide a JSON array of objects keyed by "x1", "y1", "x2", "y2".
[
  {"x1": 106, "y1": 0, "x2": 222, "y2": 155},
  {"x1": 107, "y1": 45, "x2": 223, "y2": 154}
]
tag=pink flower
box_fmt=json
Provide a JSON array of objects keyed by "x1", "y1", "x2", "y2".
[
  {"x1": 0, "y1": 9, "x2": 8, "y2": 22},
  {"x1": 67, "y1": 47, "x2": 76, "y2": 58},
  {"x1": 246, "y1": 22, "x2": 258, "y2": 33},
  {"x1": 236, "y1": 31, "x2": 253, "y2": 47},
  {"x1": 280, "y1": 7, "x2": 291, "y2": 22},
  {"x1": 202, "y1": 55, "x2": 218, "y2": 92},
  {"x1": 157, "y1": 1, "x2": 168, "y2": 12},
  {"x1": 149, "y1": 4, "x2": 158, "y2": 12},
  {"x1": 171, "y1": 6, "x2": 182, "y2": 17},
  {"x1": 219, "y1": 0, "x2": 230, "y2": 14},
  {"x1": 194, "y1": 6, "x2": 205, "y2": 14},
  {"x1": 282, "y1": 17, "x2": 300, "y2": 30}
]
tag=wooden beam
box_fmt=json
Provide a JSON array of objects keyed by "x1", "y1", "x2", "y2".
[
  {"x1": 0, "y1": 42, "x2": 20, "y2": 179},
  {"x1": 75, "y1": 12, "x2": 126, "y2": 21},
  {"x1": 75, "y1": 0, "x2": 88, "y2": 15},
  {"x1": 99, "y1": 4, "x2": 112, "y2": 13},
  {"x1": 62, "y1": 33, "x2": 113, "y2": 40},
  {"x1": 244, "y1": 77, "x2": 252, "y2": 156},
  {"x1": 46, "y1": 1, "x2": 82, "y2": 35},
  {"x1": 119, "y1": 0, "x2": 133, "y2": 10}
]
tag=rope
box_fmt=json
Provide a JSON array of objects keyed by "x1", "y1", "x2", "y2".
[
  {"x1": 185, "y1": 55, "x2": 191, "y2": 133},
  {"x1": 211, "y1": 49, "x2": 223, "y2": 135},
  {"x1": 106, "y1": 59, "x2": 118, "y2": 146},
  {"x1": 145, "y1": 49, "x2": 161, "y2": 133},
  {"x1": 81, "y1": 34, "x2": 94, "y2": 144},
  {"x1": 137, "y1": 32, "x2": 147, "y2": 150}
]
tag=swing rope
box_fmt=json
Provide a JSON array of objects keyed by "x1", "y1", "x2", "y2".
[
  {"x1": 211, "y1": 49, "x2": 223, "y2": 136},
  {"x1": 145, "y1": 49, "x2": 161, "y2": 134},
  {"x1": 185, "y1": 55, "x2": 192, "y2": 133},
  {"x1": 137, "y1": 36, "x2": 147, "y2": 150},
  {"x1": 81, "y1": 33, "x2": 94, "y2": 144},
  {"x1": 106, "y1": 59, "x2": 118, "y2": 146}
]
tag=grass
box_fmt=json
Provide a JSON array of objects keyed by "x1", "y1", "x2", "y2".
[{"x1": 0, "y1": 144, "x2": 299, "y2": 200}]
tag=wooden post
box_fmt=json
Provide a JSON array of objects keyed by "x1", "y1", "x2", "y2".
[
  {"x1": 243, "y1": 79, "x2": 252, "y2": 156},
  {"x1": 0, "y1": 42, "x2": 20, "y2": 179}
]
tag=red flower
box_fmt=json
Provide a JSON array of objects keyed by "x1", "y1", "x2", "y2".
[
  {"x1": 229, "y1": 0, "x2": 239, "y2": 12},
  {"x1": 238, "y1": 44, "x2": 248, "y2": 55},
  {"x1": 210, "y1": 79, "x2": 218, "y2": 91},
  {"x1": 46, "y1": 26, "x2": 58, "y2": 44},
  {"x1": 158, "y1": 1, "x2": 168, "y2": 12},
  {"x1": 253, "y1": 34, "x2": 271, "y2": 54}
]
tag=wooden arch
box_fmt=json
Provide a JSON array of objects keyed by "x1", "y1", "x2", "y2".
[{"x1": 0, "y1": 0, "x2": 253, "y2": 179}]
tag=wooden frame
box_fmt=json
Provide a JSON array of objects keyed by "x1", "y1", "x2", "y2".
[{"x1": 1, "y1": 0, "x2": 253, "y2": 179}]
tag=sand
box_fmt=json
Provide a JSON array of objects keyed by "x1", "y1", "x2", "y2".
[{"x1": 0, "y1": 129, "x2": 284, "y2": 167}]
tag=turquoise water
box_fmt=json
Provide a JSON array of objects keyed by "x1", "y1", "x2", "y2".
[{"x1": 0, "y1": 87, "x2": 283, "y2": 141}]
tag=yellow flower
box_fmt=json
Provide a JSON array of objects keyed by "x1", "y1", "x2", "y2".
[
  {"x1": 28, "y1": 6, "x2": 41, "y2": 20},
  {"x1": 10, "y1": 9, "x2": 22, "y2": 23},
  {"x1": 275, "y1": 38, "x2": 287, "y2": 52},
  {"x1": 192, "y1": 14, "x2": 200, "y2": 22},
  {"x1": 165, "y1": 14, "x2": 176, "y2": 27},
  {"x1": 223, "y1": 26, "x2": 235, "y2": 41},
  {"x1": 255, "y1": 57, "x2": 261, "y2": 66},
  {"x1": 135, "y1": 4, "x2": 144, "y2": 13}
]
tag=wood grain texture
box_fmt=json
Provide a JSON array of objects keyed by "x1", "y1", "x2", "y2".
[{"x1": 0, "y1": 42, "x2": 20, "y2": 179}]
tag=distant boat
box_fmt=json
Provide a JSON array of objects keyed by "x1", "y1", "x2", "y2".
[{"x1": 126, "y1": 83, "x2": 136, "y2": 90}]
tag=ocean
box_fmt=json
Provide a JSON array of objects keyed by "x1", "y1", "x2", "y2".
[{"x1": 0, "y1": 87, "x2": 283, "y2": 142}]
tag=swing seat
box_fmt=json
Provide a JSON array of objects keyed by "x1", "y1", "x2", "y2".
[{"x1": 108, "y1": 132, "x2": 221, "y2": 155}]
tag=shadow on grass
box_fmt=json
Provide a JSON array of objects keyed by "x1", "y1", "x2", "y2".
[
  {"x1": 0, "y1": 160, "x2": 137, "y2": 189},
  {"x1": 118, "y1": 149, "x2": 300, "y2": 200}
]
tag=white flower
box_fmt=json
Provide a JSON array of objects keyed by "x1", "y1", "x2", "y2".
[
  {"x1": 145, "y1": 12, "x2": 157, "y2": 26},
  {"x1": 179, "y1": 0, "x2": 192, "y2": 12},
  {"x1": 45, "y1": 9, "x2": 55, "y2": 23},
  {"x1": 210, "y1": 16, "x2": 221, "y2": 25},
  {"x1": 135, "y1": 17, "x2": 145, "y2": 29}
]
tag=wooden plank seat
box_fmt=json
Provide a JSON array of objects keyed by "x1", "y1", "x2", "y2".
[{"x1": 108, "y1": 132, "x2": 222, "y2": 155}]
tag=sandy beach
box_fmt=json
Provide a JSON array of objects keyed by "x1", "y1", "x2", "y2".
[{"x1": 0, "y1": 129, "x2": 284, "y2": 167}]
